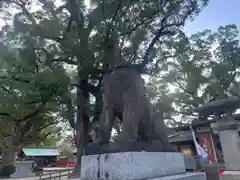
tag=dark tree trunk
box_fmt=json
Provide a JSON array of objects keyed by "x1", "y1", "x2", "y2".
[
  {"x1": 70, "y1": 65, "x2": 90, "y2": 178},
  {"x1": 1, "y1": 145, "x2": 17, "y2": 168},
  {"x1": 1, "y1": 120, "x2": 34, "y2": 170},
  {"x1": 92, "y1": 81, "x2": 102, "y2": 124},
  {"x1": 66, "y1": 94, "x2": 75, "y2": 130},
  {"x1": 1, "y1": 132, "x2": 24, "y2": 169}
]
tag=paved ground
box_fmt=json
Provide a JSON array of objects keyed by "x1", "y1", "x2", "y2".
[
  {"x1": 9, "y1": 172, "x2": 71, "y2": 180},
  {"x1": 7, "y1": 167, "x2": 73, "y2": 180}
]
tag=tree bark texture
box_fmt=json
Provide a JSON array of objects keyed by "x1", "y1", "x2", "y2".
[
  {"x1": 1, "y1": 120, "x2": 33, "y2": 169},
  {"x1": 1, "y1": 145, "x2": 17, "y2": 167},
  {"x1": 70, "y1": 65, "x2": 90, "y2": 178}
]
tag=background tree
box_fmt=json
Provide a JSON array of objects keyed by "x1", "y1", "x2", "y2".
[
  {"x1": 0, "y1": 37, "x2": 69, "y2": 169},
  {"x1": 148, "y1": 24, "x2": 240, "y2": 123},
  {"x1": 58, "y1": 133, "x2": 77, "y2": 161}
]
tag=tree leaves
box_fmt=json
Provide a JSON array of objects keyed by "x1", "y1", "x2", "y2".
[
  {"x1": 0, "y1": 31, "x2": 70, "y2": 149},
  {"x1": 148, "y1": 25, "x2": 240, "y2": 124},
  {"x1": 0, "y1": 0, "x2": 209, "y2": 149}
]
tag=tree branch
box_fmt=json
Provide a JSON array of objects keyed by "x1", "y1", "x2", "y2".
[
  {"x1": 103, "y1": 0, "x2": 123, "y2": 44},
  {"x1": 36, "y1": 121, "x2": 59, "y2": 131},
  {"x1": 0, "y1": 112, "x2": 12, "y2": 117},
  {"x1": 141, "y1": 30, "x2": 174, "y2": 66},
  {"x1": 0, "y1": 131, "x2": 8, "y2": 148},
  {"x1": 0, "y1": 85, "x2": 12, "y2": 94},
  {"x1": 71, "y1": 83, "x2": 100, "y2": 97},
  {"x1": 0, "y1": 74, "x2": 31, "y2": 84},
  {"x1": 41, "y1": 132, "x2": 52, "y2": 140},
  {"x1": 17, "y1": 100, "x2": 47, "y2": 122},
  {"x1": 87, "y1": 0, "x2": 125, "y2": 34},
  {"x1": 0, "y1": 112, "x2": 17, "y2": 122},
  {"x1": 119, "y1": 10, "x2": 159, "y2": 37},
  {"x1": 223, "y1": 67, "x2": 237, "y2": 91},
  {"x1": 25, "y1": 132, "x2": 52, "y2": 143},
  {"x1": 150, "y1": 55, "x2": 176, "y2": 73},
  {"x1": 51, "y1": 57, "x2": 77, "y2": 65},
  {"x1": 174, "y1": 79, "x2": 204, "y2": 106},
  {"x1": 66, "y1": 96, "x2": 75, "y2": 129},
  {"x1": 136, "y1": 0, "x2": 197, "y2": 72},
  {"x1": 14, "y1": 1, "x2": 37, "y2": 25}
]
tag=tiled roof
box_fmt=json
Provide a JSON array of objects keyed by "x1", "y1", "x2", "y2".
[
  {"x1": 169, "y1": 132, "x2": 193, "y2": 143},
  {"x1": 22, "y1": 147, "x2": 60, "y2": 157}
]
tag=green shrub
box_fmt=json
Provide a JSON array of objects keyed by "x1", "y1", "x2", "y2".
[
  {"x1": 0, "y1": 165, "x2": 16, "y2": 178},
  {"x1": 216, "y1": 152, "x2": 224, "y2": 163}
]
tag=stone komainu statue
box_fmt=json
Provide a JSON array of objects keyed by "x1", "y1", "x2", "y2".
[
  {"x1": 86, "y1": 65, "x2": 176, "y2": 154},
  {"x1": 85, "y1": 32, "x2": 175, "y2": 154}
]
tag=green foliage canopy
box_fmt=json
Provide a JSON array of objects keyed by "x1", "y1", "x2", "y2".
[{"x1": 147, "y1": 25, "x2": 240, "y2": 123}]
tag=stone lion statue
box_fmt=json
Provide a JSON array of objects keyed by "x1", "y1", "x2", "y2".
[
  {"x1": 85, "y1": 64, "x2": 176, "y2": 154},
  {"x1": 85, "y1": 32, "x2": 175, "y2": 154}
]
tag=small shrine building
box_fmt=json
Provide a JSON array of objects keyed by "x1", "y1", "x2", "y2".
[{"x1": 169, "y1": 114, "x2": 240, "y2": 164}]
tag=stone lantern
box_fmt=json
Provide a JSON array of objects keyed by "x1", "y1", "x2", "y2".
[{"x1": 196, "y1": 98, "x2": 240, "y2": 180}]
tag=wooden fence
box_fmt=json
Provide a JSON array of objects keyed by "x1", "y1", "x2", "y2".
[{"x1": 38, "y1": 168, "x2": 73, "y2": 180}]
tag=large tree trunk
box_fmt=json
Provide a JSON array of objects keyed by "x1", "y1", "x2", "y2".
[
  {"x1": 1, "y1": 121, "x2": 33, "y2": 170},
  {"x1": 1, "y1": 145, "x2": 17, "y2": 168},
  {"x1": 1, "y1": 133, "x2": 22, "y2": 169},
  {"x1": 92, "y1": 81, "x2": 102, "y2": 124},
  {"x1": 69, "y1": 65, "x2": 90, "y2": 179}
]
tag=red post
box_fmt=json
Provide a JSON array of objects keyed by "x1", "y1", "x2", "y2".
[{"x1": 218, "y1": 168, "x2": 225, "y2": 180}]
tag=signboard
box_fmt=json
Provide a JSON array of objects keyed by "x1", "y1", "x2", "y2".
[{"x1": 197, "y1": 131, "x2": 217, "y2": 163}]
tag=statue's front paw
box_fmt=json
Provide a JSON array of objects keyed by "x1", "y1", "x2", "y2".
[
  {"x1": 85, "y1": 142, "x2": 102, "y2": 155},
  {"x1": 85, "y1": 140, "x2": 110, "y2": 155}
]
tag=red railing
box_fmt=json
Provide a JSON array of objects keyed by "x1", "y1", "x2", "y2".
[{"x1": 55, "y1": 161, "x2": 76, "y2": 167}]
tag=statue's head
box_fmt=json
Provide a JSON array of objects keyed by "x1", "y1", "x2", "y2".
[{"x1": 103, "y1": 31, "x2": 129, "y2": 70}]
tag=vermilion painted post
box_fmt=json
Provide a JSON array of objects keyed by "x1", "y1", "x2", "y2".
[{"x1": 218, "y1": 168, "x2": 225, "y2": 180}]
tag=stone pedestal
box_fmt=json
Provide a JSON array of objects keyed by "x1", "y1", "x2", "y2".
[
  {"x1": 184, "y1": 156, "x2": 197, "y2": 171},
  {"x1": 80, "y1": 152, "x2": 206, "y2": 180},
  {"x1": 220, "y1": 171, "x2": 240, "y2": 180},
  {"x1": 10, "y1": 161, "x2": 35, "y2": 178}
]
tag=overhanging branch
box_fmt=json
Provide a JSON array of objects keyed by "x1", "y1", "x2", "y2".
[
  {"x1": 136, "y1": 0, "x2": 197, "y2": 72},
  {"x1": 0, "y1": 112, "x2": 16, "y2": 121},
  {"x1": 25, "y1": 132, "x2": 52, "y2": 143},
  {"x1": 14, "y1": 1, "x2": 37, "y2": 25},
  {"x1": 17, "y1": 100, "x2": 47, "y2": 123},
  {"x1": 36, "y1": 121, "x2": 59, "y2": 131},
  {"x1": 0, "y1": 112, "x2": 12, "y2": 117},
  {"x1": 103, "y1": 0, "x2": 123, "y2": 44},
  {"x1": 0, "y1": 75, "x2": 30, "y2": 84},
  {"x1": 139, "y1": 30, "x2": 175, "y2": 69},
  {"x1": 71, "y1": 83, "x2": 100, "y2": 97},
  {"x1": 0, "y1": 85, "x2": 12, "y2": 94},
  {"x1": 51, "y1": 57, "x2": 77, "y2": 65}
]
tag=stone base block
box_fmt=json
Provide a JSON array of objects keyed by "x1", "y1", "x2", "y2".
[
  {"x1": 220, "y1": 171, "x2": 240, "y2": 180},
  {"x1": 80, "y1": 152, "x2": 206, "y2": 180},
  {"x1": 11, "y1": 161, "x2": 35, "y2": 178},
  {"x1": 75, "y1": 173, "x2": 206, "y2": 180}
]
